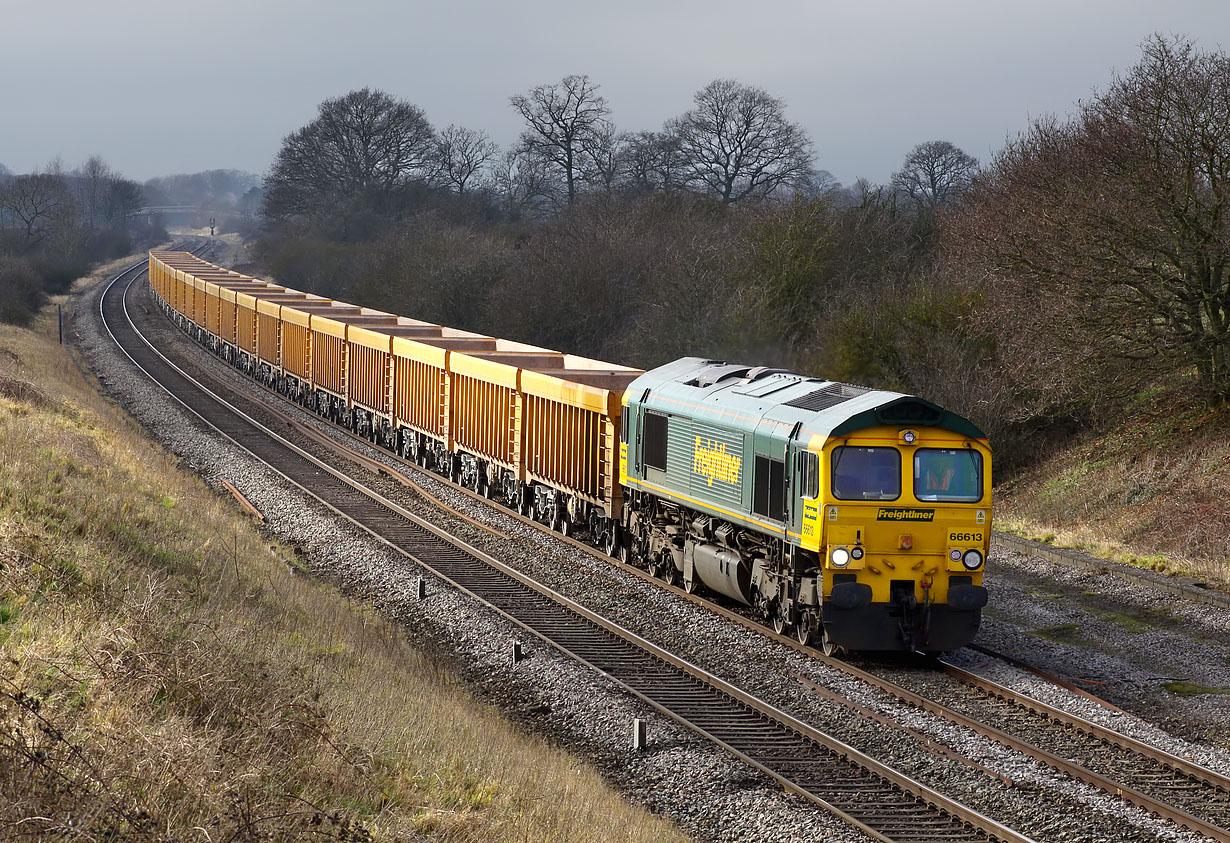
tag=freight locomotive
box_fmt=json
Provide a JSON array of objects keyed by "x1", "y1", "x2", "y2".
[{"x1": 148, "y1": 250, "x2": 991, "y2": 654}]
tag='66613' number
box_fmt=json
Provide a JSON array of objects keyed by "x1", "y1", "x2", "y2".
[{"x1": 948, "y1": 531, "x2": 984, "y2": 544}]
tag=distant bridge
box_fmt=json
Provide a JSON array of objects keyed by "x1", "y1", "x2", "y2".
[{"x1": 130, "y1": 206, "x2": 254, "y2": 218}]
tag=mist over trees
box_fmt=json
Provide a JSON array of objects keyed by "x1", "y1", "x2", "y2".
[
  {"x1": 0, "y1": 157, "x2": 161, "y2": 324},
  {"x1": 892, "y1": 141, "x2": 978, "y2": 213},
  {"x1": 144, "y1": 169, "x2": 260, "y2": 207}
]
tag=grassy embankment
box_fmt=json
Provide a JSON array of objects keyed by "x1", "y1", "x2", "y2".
[
  {"x1": 995, "y1": 371, "x2": 1230, "y2": 585},
  {"x1": 0, "y1": 259, "x2": 686, "y2": 841}
]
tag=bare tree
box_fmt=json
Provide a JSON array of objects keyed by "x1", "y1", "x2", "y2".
[
  {"x1": 0, "y1": 171, "x2": 74, "y2": 248},
  {"x1": 104, "y1": 178, "x2": 143, "y2": 224},
  {"x1": 510, "y1": 75, "x2": 613, "y2": 205},
  {"x1": 435, "y1": 125, "x2": 498, "y2": 194},
  {"x1": 891, "y1": 141, "x2": 978, "y2": 210},
  {"x1": 492, "y1": 147, "x2": 560, "y2": 219},
  {"x1": 618, "y1": 130, "x2": 687, "y2": 194},
  {"x1": 264, "y1": 88, "x2": 436, "y2": 227},
  {"x1": 949, "y1": 35, "x2": 1230, "y2": 401},
  {"x1": 74, "y1": 155, "x2": 114, "y2": 230},
  {"x1": 670, "y1": 79, "x2": 814, "y2": 204},
  {"x1": 582, "y1": 122, "x2": 620, "y2": 195}
]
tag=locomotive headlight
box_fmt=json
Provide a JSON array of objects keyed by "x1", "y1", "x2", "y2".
[
  {"x1": 962, "y1": 549, "x2": 984, "y2": 570},
  {"x1": 850, "y1": 546, "x2": 864, "y2": 561},
  {"x1": 830, "y1": 547, "x2": 851, "y2": 568}
]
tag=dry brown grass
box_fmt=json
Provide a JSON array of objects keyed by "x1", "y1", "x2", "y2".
[
  {"x1": 0, "y1": 275, "x2": 685, "y2": 841},
  {"x1": 996, "y1": 374, "x2": 1230, "y2": 585}
]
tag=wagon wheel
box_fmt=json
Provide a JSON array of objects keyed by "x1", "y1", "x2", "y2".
[
  {"x1": 603, "y1": 525, "x2": 618, "y2": 558},
  {"x1": 617, "y1": 541, "x2": 631, "y2": 565}
]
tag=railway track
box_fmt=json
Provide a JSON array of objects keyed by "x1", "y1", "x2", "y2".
[
  {"x1": 101, "y1": 258, "x2": 1036, "y2": 843},
  {"x1": 113, "y1": 246, "x2": 1230, "y2": 842}
]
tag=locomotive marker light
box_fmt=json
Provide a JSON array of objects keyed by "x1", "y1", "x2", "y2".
[
  {"x1": 962, "y1": 549, "x2": 984, "y2": 570},
  {"x1": 850, "y1": 546, "x2": 865, "y2": 560},
  {"x1": 950, "y1": 549, "x2": 963, "y2": 562},
  {"x1": 900, "y1": 429, "x2": 918, "y2": 445}
]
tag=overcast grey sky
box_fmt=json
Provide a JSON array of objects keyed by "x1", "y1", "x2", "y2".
[{"x1": 2, "y1": 1, "x2": 1225, "y2": 186}]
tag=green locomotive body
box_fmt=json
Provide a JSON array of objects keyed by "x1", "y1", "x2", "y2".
[{"x1": 619, "y1": 358, "x2": 991, "y2": 653}]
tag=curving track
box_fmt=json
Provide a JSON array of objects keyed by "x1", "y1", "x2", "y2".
[{"x1": 100, "y1": 257, "x2": 1036, "y2": 843}]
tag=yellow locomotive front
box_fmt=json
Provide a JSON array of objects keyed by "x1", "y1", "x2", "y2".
[{"x1": 809, "y1": 424, "x2": 991, "y2": 653}]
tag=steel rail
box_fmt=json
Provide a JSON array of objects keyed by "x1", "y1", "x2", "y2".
[{"x1": 106, "y1": 263, "x2": 1035, "y2": 843}]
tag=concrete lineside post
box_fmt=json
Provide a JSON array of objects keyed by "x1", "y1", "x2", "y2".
[
  {"x1": 415, "y1": 576, "x2": 426, "y2": 600},
  {"x1": 632, "y1": 718, "x2": 647, "y2": 751},
  {"x1": 511, "y1": 641, "x2": 523, "y2": 664}
]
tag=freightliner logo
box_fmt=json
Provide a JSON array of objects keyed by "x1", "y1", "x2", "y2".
[
  {"x1": 693, "y1": 437, "x2": 741, "y2": 487},
  {"x1": 876, "y1": 508, "x2": 936, "y2": 522}
]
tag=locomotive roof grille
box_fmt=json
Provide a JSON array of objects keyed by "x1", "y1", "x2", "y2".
[{"x1": 783, "y1": 382, "x2": 870, "y2": 412}]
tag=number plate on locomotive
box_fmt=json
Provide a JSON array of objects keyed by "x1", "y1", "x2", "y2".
[{"x1": 947, "y1": 530, "x2": 984, "y2": 544}]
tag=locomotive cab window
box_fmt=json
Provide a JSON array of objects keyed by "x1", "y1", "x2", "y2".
[
  {"x1": 914, "y1": 448, "x2": 982, "y2": 502},
  {"x1": 753, "y1": 455, "x2": 786, "y2": 521},
  {"x1": 831, "y1": 446, "x2": 900, "y2": 501},
  {"x1": 798, "y1": 451, "x2": 820, "y2": 499},
  {"x1": 643, "y1": 411, "x2": 668, "y2": 471}
]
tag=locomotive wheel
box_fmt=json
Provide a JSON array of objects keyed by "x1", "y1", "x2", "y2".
[
  {"x1": 771, "y1": 612, "x2": 787, "y2": 636},
  {"x1": 819, "y1": 627, "x2": 840, "y2": 657},
  {"x1": 648, "y1": 554, "x2": 663, "y2": 578},
  {"x1": 795, "y1": 613, "x2": 814, "y2": 647},
  {"x1": 649, "y1": 552, "x2": 670, "y2": 582}
]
